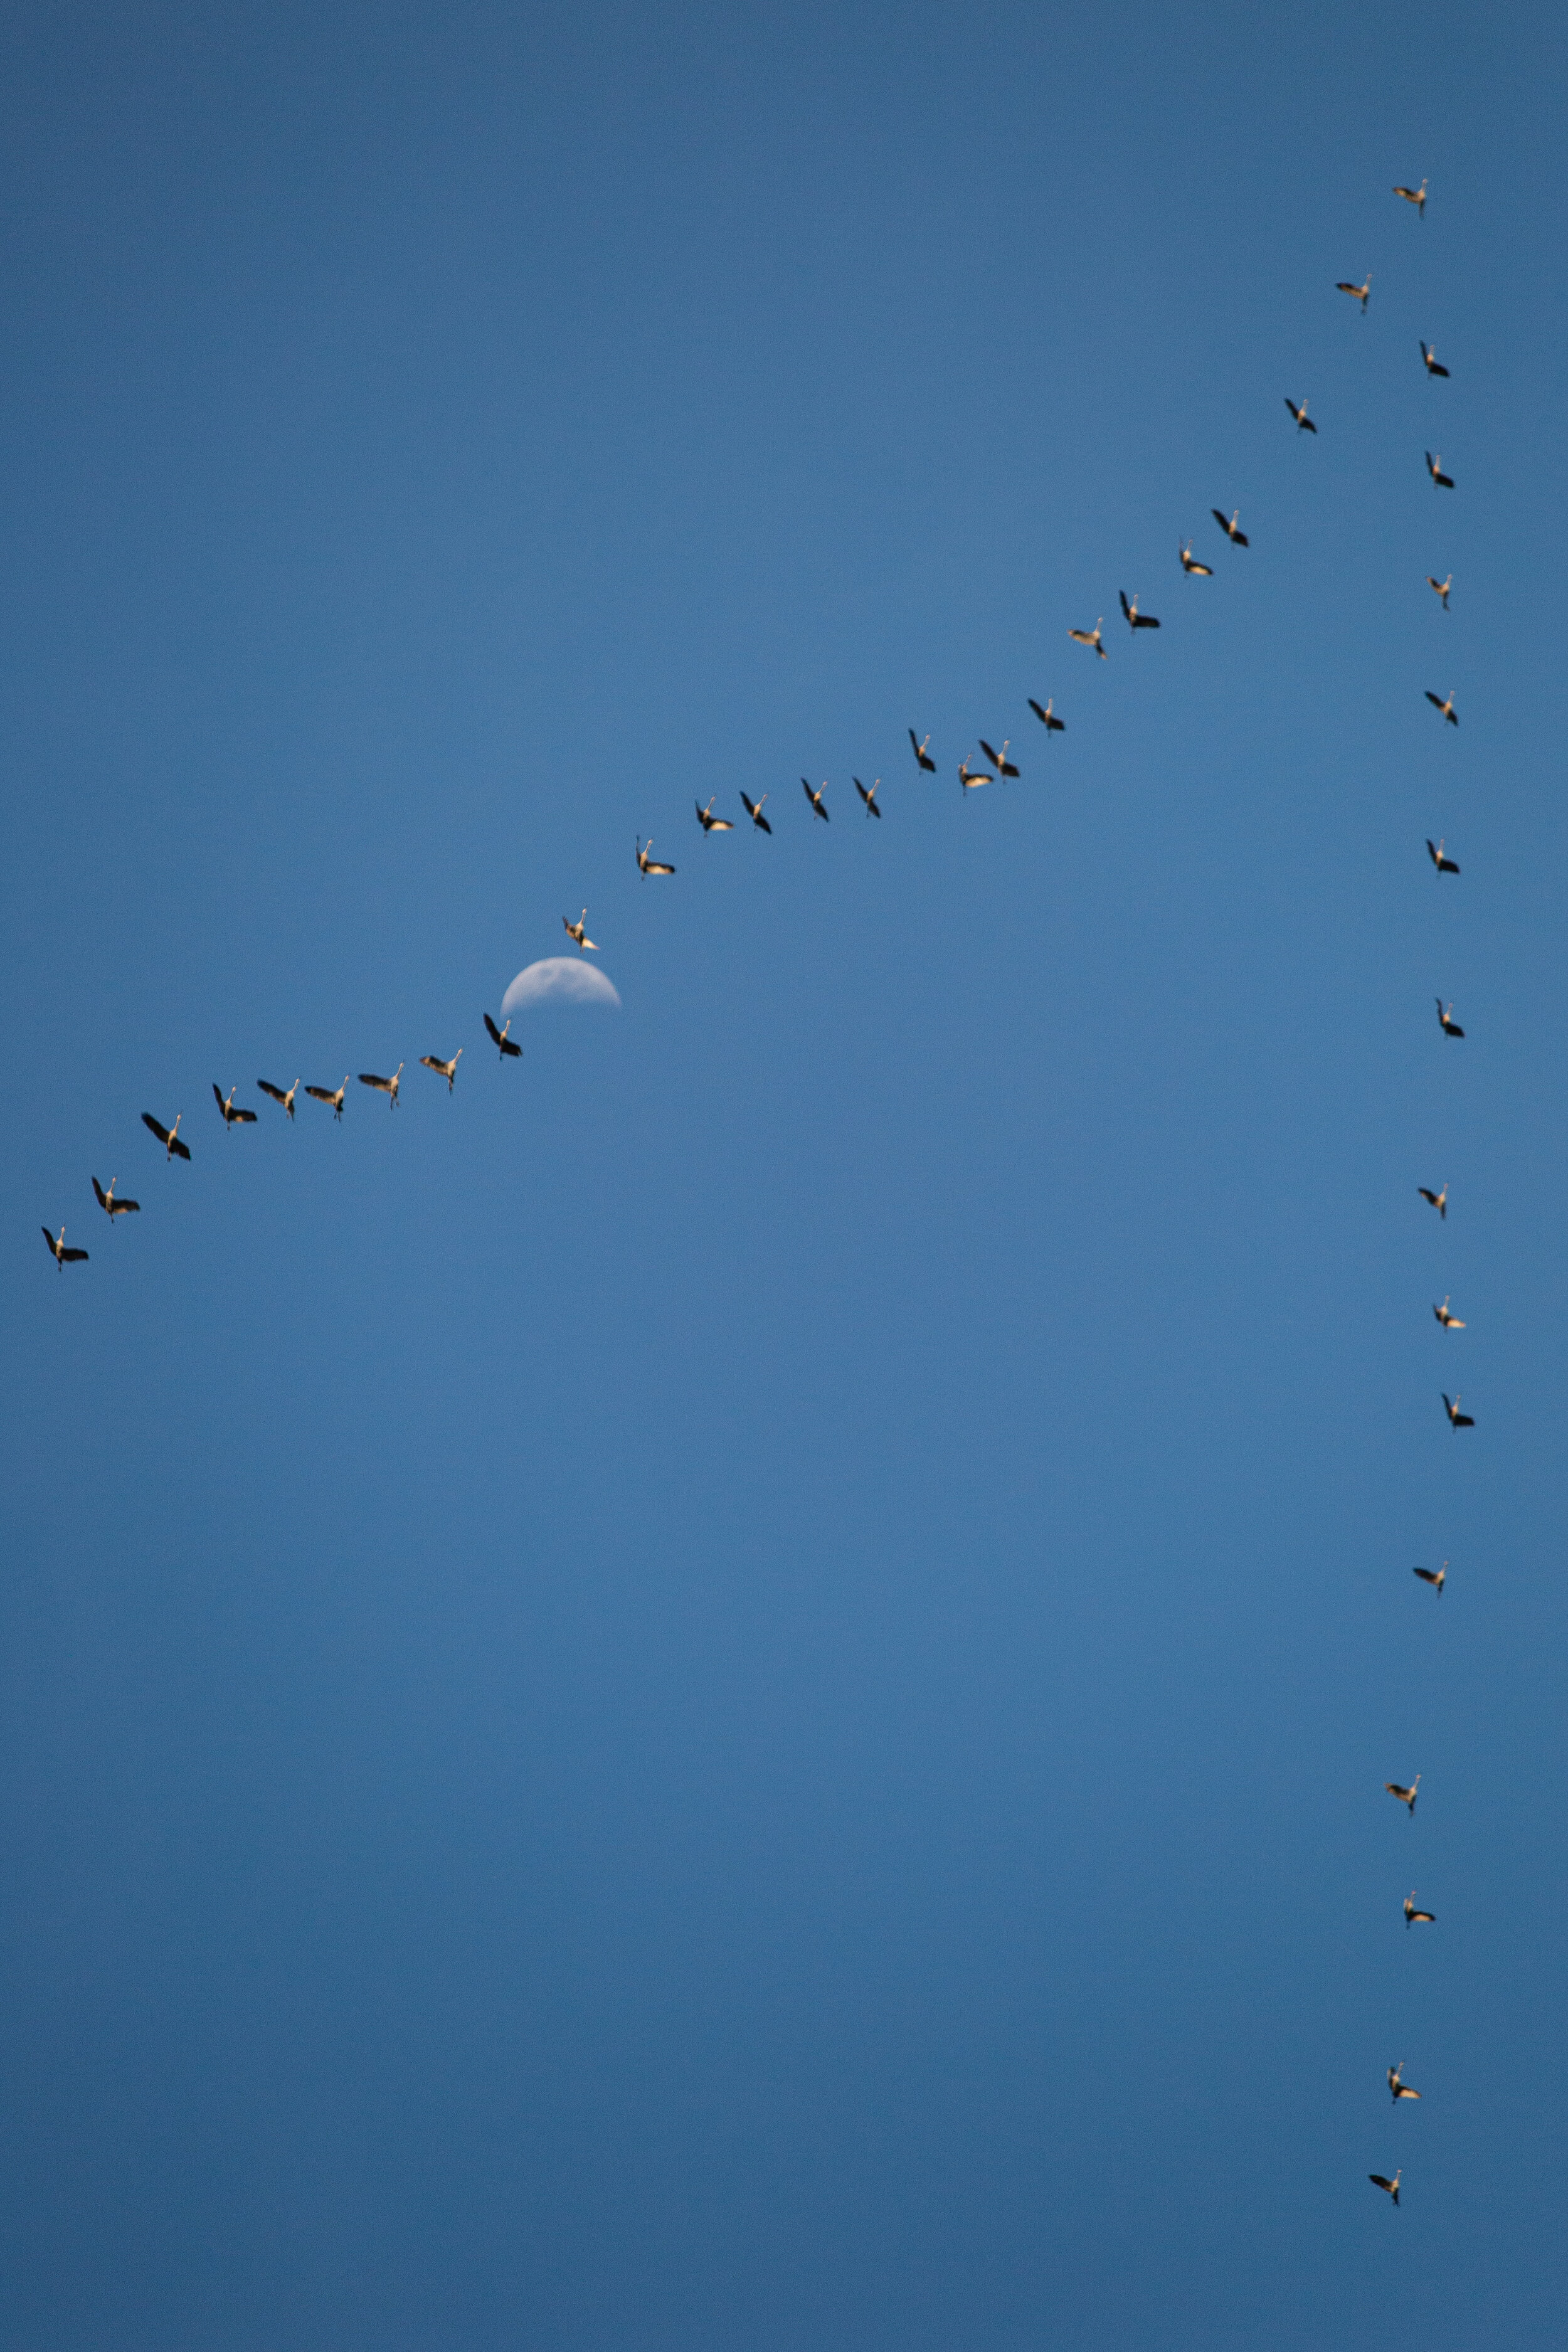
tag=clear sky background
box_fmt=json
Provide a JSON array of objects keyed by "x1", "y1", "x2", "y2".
[{"x1": 3, "y1": 4, "x2": 1566, "y2": 2346}]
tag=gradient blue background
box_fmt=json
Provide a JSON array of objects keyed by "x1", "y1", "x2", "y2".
[{"x1": 3, "y1": 4, "x2": 1565, "y2": 2344}]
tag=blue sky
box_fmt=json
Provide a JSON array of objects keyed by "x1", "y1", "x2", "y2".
[{"x1": 3, "y1": 3, "x2": 1567, "y2": 2344}]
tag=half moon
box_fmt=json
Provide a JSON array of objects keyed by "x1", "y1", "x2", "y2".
[{"x1": 501, "y1": 958, "x2": 622, "y2": 1015}]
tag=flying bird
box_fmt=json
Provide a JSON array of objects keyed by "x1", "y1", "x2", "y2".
[
  {"x1": 1426, "y1": 451, "x2": 1454, "y2": 488},
  {"x1": 358, "y1": 1062, "x2": 404, "y2": 1106},
  {"x1": 142, "y1": 1111, "x2": 191, "y2": 1160},
  {"x1": 957, "y1": 758, "x2": 992, "y2": 794},
  {"x1": 41, "y1": 1225, "x2": 88, "y2": 1268},
  {"x1": 1069, "y1": 619, "x2": 1106, "y2": 658},
  {"x1": 1285, "y1": 396, "x2": 1316, "y2": 433},
  {"x1": 979, "y1": 739, "x2": 1019, "y2": 778},
  {"x1": 909, "y1": 729, "x2": 936, "y2": 773},
  {"x1": 1394, "y1": 178, "x2": 1428, "y2": 216},
  {"x1": 563, "y1": 909, "x2": 598, "y2": 951},
  {"x1": 1337, "y1": 273, "x2": 1372, "y2": 310},
  {"x1": 855, "y1": 776, "x2": 882, "y2": 818},
  {"x1": 1433, "y1": 1297, "x2": 1465, "y2": 1330},
  {"x1": 1412, "y1": 1564, "x2": 1446, "y2": 1598},
  {"x1": 257, "y1": 1078, "x2": 299, "y2": 1119},
  {"x1": 92, "y1": 1177, "x2": 139, "y2": 1220},
  {"x1": 420, "y1": 1050, "x2": 463, "y2": 1092},
  {"x1": 213, "y1": 1084, "x2": 257, "y2": 1129},
  {"x1": 1436, "y1": 999, "x2": 1465, "y2": 1037},
  {"x1": 636, "y1": 838, "x2": 675, "y2": 875},
  {"x1": 1369, "y1": 2171, "x2": 1401, "y2": 2207},
  {"x1": 1419, "y1": 341, "x2": 1450, "y2": 378},
  {"x1": 1029, "y1": 697, "x2": 1065, "y2": 731},
  {"x1": 1385, "y1": 1776, "x2": 1420, "y2": 1815},
  {"x1": 1179, "y1": 541, "x2": 1213, "y2": 575},
  {"x1": 1442, "y1": 1392, "x2": 1474, "y2": 1428},
  {"x1": 483, "y1": 1015, "x2": 521, "y2": 1061},
  {"x1": 1212, "y1": 508, "x2": 1249, "y2": 546},
  {"x1": 305, "y1": 1078, "x2": 349, "y2": 1120},
  {"x1": 1426, "y1": 689, "x2": 1458, "y2": 725},
  {"x1": 1417, "y1": 1183, "x2": 1448, "y2": 1219},
  {"x1": 1404, "y1": 1890, "x2": 1438, "y2": 1924},
  {"x1": 1426, "y1": 838, "x2": 1459, "y2": 875},
  {"x1": 740, "y1": 792, "x2": 771, "y2": 832},
  {"x1": 1119, "y1": 591, "x2": 1160, "y2": 632},
  {"x1": 801, "y1": 778, "x2": 830, "y2": 822},
  {"x1": 1388, "y1": 2065, "x2": 1421, "y2": 2105},
  {"x1": 1427, "y1": 573, "x2": 1452, "y2": 608},
  {"x1": 696, "y1": 796, "x2": 733, "y2": 834}
]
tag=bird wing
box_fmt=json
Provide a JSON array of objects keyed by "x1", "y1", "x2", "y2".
[
  {"x1": 1029, "y1": 699, "x2": 1046, "y2": 721},
  {"x1": 233, "y1": 1106, "x2": 257, "y2": 1122},
  {"x1": 92, "y1": 1178, "x2": 107, "y2": 1207},
  {"x1": 119, "y1": 1197, "x2": 140, "y2": 1212},
  {"x1": 650, "y1": 857, "x2": 675, "y2": 871},
  {"x1": 1211, "y1": 509, "x2": 1228, "y2": 532},
  {"x1": 62, "y1": 1246, "x2": 88, "y2": 1262},
  {"x1": 978, "y1": 740, "x2": 1000, "y2": 765},
  {"x1": 1118, "y1": 591, "x2": 1132, "y2": 619},
  {"x1": 1140, "y1": 614, "x2": 1161, "y2": 628},
  {"x1": 359, "y1": 1073, "x2": 386, "y2": 1088},
  {"x1": 741, "y1": 792, "x2": 756, "y2": 814},
  {"x1": 142, "y1": 1113, "x2": 169, "y2": 1143},
  {"x1": 420, "y1": 1057, "x2": 442, "y2": 1072},
  {"x1": 212, "y1": 1084, "x2": 225, "y2": 1110},
  {"x1": 305, "y1": 1086, "x2": 336, "y2": 1103},
  {"x1": 41, "y1": 1227, "x2": 56, "y2": 1255},
  {"x1": 172, "y1": 1135, "x2": 191, "y2": 1159},
  {"x1": 258, "y1": 1081, "x2": 286, "y2": 1103},
  {"x1": 484, "y1": 1013, "x2": 501, "y2": 1044},
  {"x1": 501, "y1": 1038, "x2": 522, "y2": 1057},
  {"x1": 1426, "y1": 692, "x2": 1444, "y2": 709},
  {"x1": 756, "y1": 814, "x2": 771, "y2": 834},
  {"x1": 711, "y1": 817, "x2": 733, "y2": 830},
  {"x1": 1303, "y1": 416, "x2": 1316, "y2": 431},
  {"x1": 1234, "y1": 529, "x2": 1249, "y2": 546}
]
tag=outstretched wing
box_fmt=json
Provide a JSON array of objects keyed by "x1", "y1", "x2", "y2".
[
  {"x1": 93, "y1": 1177, "x2": 108, "y2": 1207},
  {"x1": 41, "y1": 1227, "x2": 57, "y2": 1256},
  {"x1": 142, "y1": 1113, "x2": 169, "y2": 1144},
  {"x1": 305, "y1": 1086, "x2": 336, "y2": 1103},
  {"x1": 258, "y1": 1081, "x2": 287, "y2": 1104},
  {"x1": 1118, "y1": 591, "x2": 1132, "y2": 620},
  {"x1": 171, "y1": 1134, "x2": 191, "y2": 1160},
  {"x1": 484, "y1": 1013, "x2": 501, "y2": 1045},
  {"x1": 62, "y1": 1246, "x2": 89, "y2": 1263},
  {"x1": 501, "y1": 1037, "x2": 522, "y2": 1059}
]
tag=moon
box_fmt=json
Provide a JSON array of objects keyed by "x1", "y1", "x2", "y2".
[{"x1": 500, "y1": 958, "x2": 622, "y2": 1016}]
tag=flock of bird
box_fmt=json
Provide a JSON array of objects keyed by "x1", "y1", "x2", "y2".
[{"x1": 42, "y1": 164, "x2": 1476, "y2": 2218}]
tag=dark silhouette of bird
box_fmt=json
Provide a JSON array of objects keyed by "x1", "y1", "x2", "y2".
[
  {"x1": 909, "y1": 729, "x2": 936, "y2": 773},
  {"x1": 1436, "y1": 999, "x2": 1465, "y2": 1037},
  {"x1": 979, "y1": 739, "x2": 1019, "y2": 778},
  {"x1": 1426, "y1": 451, "x2": 1454, "y2": 488},
  {"x1": 1385, "y1": 1776, "x2": 1420, "y2": 1815},
  {"x1": 1412, "y1": 1564, "x2": 1446, "y2": 1598},
  {"x1": 1119, "y1": 591, "x2": 1159, "y2": 632},
  {"x1": 92, "y1": 1177, "x2": 139, "y2": 1220},
  {"x1": 1179, "y1": 541, "x2": 1213, "y2": 575},
  {"x1": 42, "y1": 1224, "x2": 88, "y2": 1267},
  {"x1": 1427, "y1": 839, "x2": 1459, "y2": 876},
  {"x1": 1417, "y1": 1183, "x2": 1448, "y2": 1219},
  {"x1": 1426, "y1": 688, "x2": 1458, "y2": 725},
  {"x1": 1069, "y1": 619, "x2": 1106, "y2": 657},
  {"x1": 855, "y1": 776, "x2": 881, "y2": 817},
  {"x1": 1404, "y1": 1890, "x2": 1437, "y2": 1924},
  {"x1": 1029, "y1": 697, "x2": 1065, "y2": 732},
  {"x1": 1369, "y1": 2171, "x2": 1401, "y2": 2207},
  {"x1": 483, "y1": 1015, "x2": 521, "y2": 1061},
  {"x1": 1285, "y1": 396, "x2": 1316, "y2": 433},
  {"x1": 636, "y1": 838, "x2": 675, "y2": 874},
  {"x1": 1442, "y1": 1392, "x2": 1474, "y2": 1428},
  {"x1": 1427, "y1": 573, "x2": 1452, "y2": 608},
  {"x1": 1212, "y1": 507, "x2": 1249, "y2": 546},
  {"x1": 740, "y1": 791, "x2": 771, "y2": 832},
  {"x1": 802, "y1": 778, "x2": 830, "y2": 822},
  {"x1": 305, "y1": 1078, "x2": 349, "y2": 1120},
  {"x1": 142, "y1": 1111, "x2": 191, "y2": 1160},
  {"x1": 1388, "y1": 2064, "x2": 1421, "y2": 2104},
  {"x1": 213, "y1": 1084, "x2": 257, "y2": 1130},
  {"x1": 696, "y1": 796, "x2": 733, "y2": 834},
  {"x1": 1337, "y1": 273, "x2": 1371, "y2": 311},
  {"x1": 359, "y1": 1062, "x2": 404, "y2": 1106},
  {"x1": 1419, "y1": 341, "x2": 1449, "y2": 378},
  {"x1": 420, "y1": 1050, "x2": 462, "y2": 1091},
  {"x1": 257, "y1": 1078, "x2": 299, "y2": 1119},
  {"x1": 1394, "y1": 179, "x2": 1428, "y2": 216},
  {"x1": 563, "y1": 910, "x2": 598, "y2": 951}
]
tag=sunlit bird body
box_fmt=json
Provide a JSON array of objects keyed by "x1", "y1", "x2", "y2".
[
  {"x1": 1443, "y1": 1392, "x2": 1474, "y2": 1428},
  {"x1": 1404, "y1": 1890, "x2": 1438, "y2": 1924},
  {"x1": 42, "y1": 1225, "x2": 88, "y2": 1267},
  {"x1": 1337, "y1": 273, "x2": 1371, "y2": 310},
  {"x1": 1412, "y1": 1564, "x2": 1447, "y2": 1598},
  {"x1": 1417, "y1": 1183, "x2": 1448, "y2": 1219},
  {"x1": 908, "y1": 729, "x2": 937, "y2": 773},
  {"x1": 1212, "y1": 508, "x2": 1249, "y2": 546},
  {"x1": 142, "y1": 1111, "x2": 191, "y2": 1160},
  {"x1": 1119, "y1": 591, "x2": 1159, "y2": 632},
  {"x1": 637, "y1": 838, "x2": 675, "y2": 875},
  {"x1": 1420, "y1": 342, "x2": 1449, "y2": 378},
  {"x1": 1179, "y1": 541, "x2": 1213, "y2": 575},
  {"x1": 1029, "y1": 697, "x2": 1065, "y2": 731},
  {"x1": 483, "y1": 1015, "x2": 521, "y2": 1061},
  {"x1": 1427, "y1": 838, "x2": 1459, "y2": 875},
  {"x1": 855, "y1": 776, "x2": 881, "y2": 817},
  {"x1": 1434, "y1": 1297, "x2": 1465, "y2": 1330},
  {"x1": 305, "y1": 1078, "x2": 349, "y2": 1120},
  {"x1": 420, "y1": 1050, "x2": 463, "y2": 1091},
  {"x1": 1426, "y1": 451, "x2": 1454, "y2": 489},
  {"x1": 92, "y1": 1177, "x2": 139, "y2": 1220},
  {"x1": 1285, "y1": 396, "x2": 1316, "y2": 433},
  {"x1": 957, "y1": 758, "x2": 992, "y2": 794},
  {"x1": 801, "y1": 778, "x2": 830, "y2": 822},
  {"x1": 563, "y1": 909, "x2": 598, "y2": 951},
  {"x1": 358, "y1": 1062, "x2": 404, "y2": 1106},
  {"x1": 978, "y1": 739, "x2": 1019, "y2": 778},
  {"x1": 1427, "y1": 573, "x2": 1452, "y2": 609},
  {"x1": 1069, "y1": 619, "x2": 1106, "y2": 658},
  {"x1": 696, "y1": 796, "x2": 733, "y2": 834},
  {"x1": 740, "y1": 792, "x2": 771, "y2": 832},
  {"x1": 213, "y1": 1084, "x2": 257, "y2": 1129},
  {"x1": 257, "y1": 1078, "x2": 299, "y2": 1119},
  {"x1": 1389, "y1": 2064, "x2": 1421, "y2": 2104},
  {"x1": 1369, "y1": 2170, "x2": 1401, "y2": 2207},
  {"x1": 1426, "y1": 688, "x2": 1458, "y2": 725},
  {"x1": 1385, "y1": 1776, "x2": 1420, "y2": 1815},
  {"x1": 1394, "y1": 179, "x2": 1428, "y2": 216}
]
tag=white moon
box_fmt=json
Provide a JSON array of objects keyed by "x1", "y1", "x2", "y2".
[{"x1": 501, "y1": 958, "x2": 622, "y2": 1015}]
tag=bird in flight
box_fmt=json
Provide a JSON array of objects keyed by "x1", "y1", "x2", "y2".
[
  {"x1": 696, "y1": 796, "x2": 733, "y2": 834},
  {"x1": 855, "y1": 776, "x2": 882, "y2": 818},
  {"x1": 1417, "y1": 1183, "x2": 1448, "y2": 1219},
  {"x1": 420, "y1": 1050, "x2": 463, "y2": 1092},
  {"x1": 1443, "y1": 1392, "x2": 1474, "y2": 1428},
  {"x1": 42, "y1": 1224, "x2": 88, "y2": 1267},
  {"x1": 257, "y1": 1078, "x2": 299, "y2": 1120},
  {"x1": 1337, "y1": 273, "x2": 1372, "y2": 310},
  {"x1": 801, "y1": 778, "x2": 830, "y2": 822},
  {"x1": 1404, "y1": 1890, "x2": 1438, "y2": 1924},
  {"x1": 1179, "y1": 541, "x2": 1213, "y2": 575},
  {"x1": 740, "y1": 791, "x2": 771, "y2": 833},
  {"x1": 1285, "y1": 396, "x2": 1316, "y2": 433},
  {"x1": 1119, "y1": 591, "x2": 1160, "y2": 632},
  {"x1": 1212, "y1": 508, "x2": 1249, "y2": 546},
  {"x1": 305, "y1": 1078, "x2": 349, "y2": 1120},
  {"x1": 563, "y1": 909, "x2": 598, "y2": 951},
  {"x1": 908, "y1": 729, "x2": 936, "y2": 773},
  {"x1": 1426, "y1": 451, "x2": 1454, "y2": 489},
  {"x1": 1029, "y1": 697, "x2": 1065, "y2": 731},
  {"x1": 637, "y1": 838, "x2": 675, "y2": 875},
  {"x1": 1427, "y1": 573, "x2": 1452, "y2": 609},
  {"x1": 213, "y1": 1084, "x2": 258, "y2": 1130},
  {"x1": 957, "y1": 757, "x2": 992, "y2": 794},
  {"x1": 92, "y1": 1177, "x2": 139, "y2": 1221},
  {"x1": 1436, "y1": 999, "x2": 1465, "y2": 1038},
  {"x1": 483, "y1": 1015, "x2": 521, "y2": 1061},
  {"x1": 1394, "y1": 178, "x2": 1428, "y2": 216},
  {"x1": 1412, "y1": 1564, "x2": 1446, "y2": 1599},
  {"x1": 359, "y1": 1062, "x2": 405, "y2": 1106},
  {"x1": 1369, "y1": 2171, "x2": 1402, "y2": 2208},
  {"x1": 1426, "y1": 688, "x2": 1458, "y2": 725},
  {"x1": 142, "y1": 1111, "x2": 191, "y2": 1160},
  {"x1": 1426, "y1": 838, "x2": 1459, "y2": 876},
  {"x1": 1385, "y1": 1776, "x2": 1420, "y2": 1815},
  {"x1": 979, "y1": 739, "x2": 1019, "y2": 778},
  {"x1": 1069, "y1": 619, "x2": 1106, "y2": 658},
  {"x1": 1388, "y1": 2064, "x2": 1421, "y2": 2104},
  {"x1": 1433, "y1": 1297, "x2": 1466, "y2": 1330},
  {"x1": 1419, "y1": 342, "x2": 1450, "y2": 379}
]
